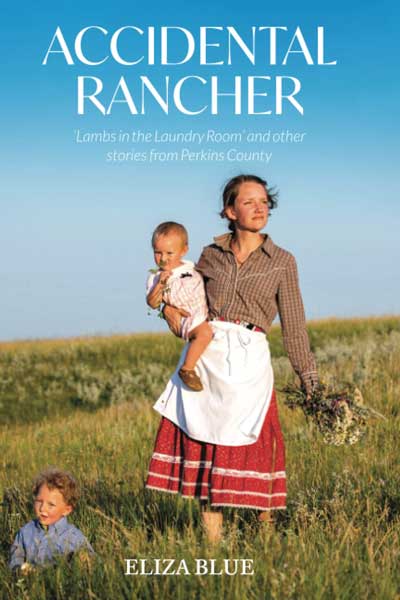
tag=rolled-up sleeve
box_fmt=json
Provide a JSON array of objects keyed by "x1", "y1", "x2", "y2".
[{"x1": 276, "y1": 254, "x2": 318, "y2": 394}]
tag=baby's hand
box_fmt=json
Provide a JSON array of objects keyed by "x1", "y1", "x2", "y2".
[
  {"x1": 159, "y1": 271, "x2": 171, "y2": 285},
  {"x1": 20, "y1": 562, "x2": 34, "y2": 576}
]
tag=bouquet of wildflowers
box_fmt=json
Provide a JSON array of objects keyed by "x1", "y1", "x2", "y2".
[{"x1": 282, "y1": 382, "x2": 385, "y2": 445}]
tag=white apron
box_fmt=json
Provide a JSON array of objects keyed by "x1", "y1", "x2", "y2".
[{"x1": 153, "y1": 320, "x2": 274, "y2": 446}]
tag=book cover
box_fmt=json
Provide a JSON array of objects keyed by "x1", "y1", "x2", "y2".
[{"x1": 1, "y1": 1, "x2": 398, "y2": 598}]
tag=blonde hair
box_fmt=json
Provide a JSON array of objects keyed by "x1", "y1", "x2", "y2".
[{"x1": 151, "y1": 221, "x2": 188, "y2": 248}]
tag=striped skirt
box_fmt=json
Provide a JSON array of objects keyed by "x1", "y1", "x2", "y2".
[{"x1": 145, "y1": 390, "x2": 286, "y2": 511}]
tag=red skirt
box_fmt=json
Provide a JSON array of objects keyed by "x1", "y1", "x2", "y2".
[{"x1": 145, "y1": 390, "x2": 286, "y2": 511}]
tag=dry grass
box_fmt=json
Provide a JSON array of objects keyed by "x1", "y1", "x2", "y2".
[{"x1": 0, "y1": 316, "x2": 399, "y2": 599}]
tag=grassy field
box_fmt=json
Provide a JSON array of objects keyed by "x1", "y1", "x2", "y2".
[{"x1": 0, "y1": 316, "x2": 399, "y2": 599}]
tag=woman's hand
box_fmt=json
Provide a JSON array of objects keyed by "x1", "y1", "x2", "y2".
[{"x1": 163, "y1": 304, "x2": 190, "y2": 337}]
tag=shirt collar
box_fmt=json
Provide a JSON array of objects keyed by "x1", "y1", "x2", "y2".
[
  {"x1": 34, "y1": 516, "x2": 69, "y2": 534},
  {"x1": 165, "y1": 259, "x2": 194, "y2": 277},
  {"x1": 172, "y1": 259, "x2": 194, "y2": 274},
  {"x1": 213, "y1": 232, "x2": 275, "y2": 257}
]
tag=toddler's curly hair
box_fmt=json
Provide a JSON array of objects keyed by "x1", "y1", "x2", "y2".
[{"x1": 32, "y1": 467, "x2": 80, "y2": 508}]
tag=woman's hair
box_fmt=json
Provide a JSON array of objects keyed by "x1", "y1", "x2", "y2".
[
  {"x1": 32, "y1": 468, "x2": 80, "y2": 508},
  {"x1": 220, "y1": 174, "x2": 279, "y2": 232},
  {"x1": 151, "y1": 221, "x2": 188, "y2": 248}
]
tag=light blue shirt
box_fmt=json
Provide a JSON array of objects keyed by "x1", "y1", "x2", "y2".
[{"x1": 9, "y1": 517, "x2": 93, "y2": 569}]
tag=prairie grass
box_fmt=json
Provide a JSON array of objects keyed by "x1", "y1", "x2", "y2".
[{"x1": 0, "y1": 316, "x2": 399, "y2": 599}]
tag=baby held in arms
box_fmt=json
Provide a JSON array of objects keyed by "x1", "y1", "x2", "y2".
[{"x1": 146, "y1": 222, "x2": 213, "y2": 391}]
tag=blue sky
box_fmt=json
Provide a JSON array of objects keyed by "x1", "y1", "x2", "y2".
[{"x1": 1, "y1": 0, "x2": 399, "y2": 340}]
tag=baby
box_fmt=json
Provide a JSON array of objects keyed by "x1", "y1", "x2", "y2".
[
  {"x1": 146, "y1": 221, "x2": 213, "y2": 391},
  {"x1": 9, "y1": 468, "x2": 93, "y2": 571}
]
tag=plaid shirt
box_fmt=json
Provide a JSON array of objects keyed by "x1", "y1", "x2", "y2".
[
  {"x1": 196, "y1": 233, "x2": 318, "y2": 393},
  {"x1": 146, "y1": 260, "x2": 208, "y2": 340}
]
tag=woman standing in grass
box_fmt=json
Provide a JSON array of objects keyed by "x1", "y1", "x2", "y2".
[{"x1": 146, "y1": 174, "x2": 318, "y2": 541}]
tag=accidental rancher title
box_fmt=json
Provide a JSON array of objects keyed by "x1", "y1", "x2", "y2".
[{"x1": 42, "y1": 25, "x2": 337, "y2": 116}]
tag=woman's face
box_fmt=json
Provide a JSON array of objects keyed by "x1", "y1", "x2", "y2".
[{"x1": 226, "y1": 182, "x2": 269, "y2": 232}]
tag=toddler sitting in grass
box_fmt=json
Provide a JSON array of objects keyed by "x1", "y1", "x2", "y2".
[{"x1": 9, "y1": 467, "x2": 93, "y2": 572}]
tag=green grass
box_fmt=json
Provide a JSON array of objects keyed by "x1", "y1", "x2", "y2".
[{"x1": 0, "y1": 316, "x2": 399, "y2": 599}]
